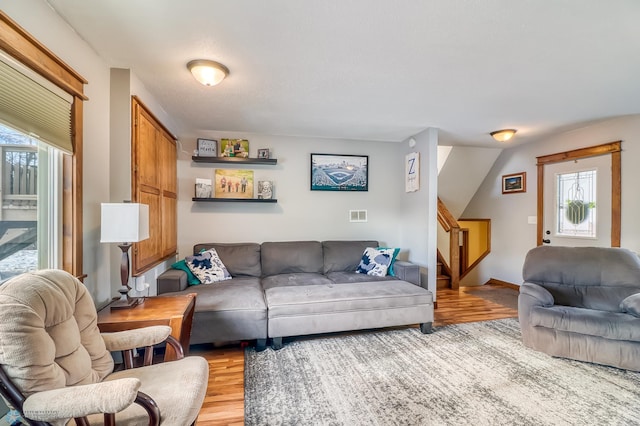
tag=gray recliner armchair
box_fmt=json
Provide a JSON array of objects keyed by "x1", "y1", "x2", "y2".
[{"x1": 519, "y1": 246, "x2": 640, "y2": 371}]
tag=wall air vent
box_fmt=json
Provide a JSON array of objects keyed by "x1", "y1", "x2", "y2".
[{"x1": 349, "y1": 210, "x2": 368, "y2": 222}]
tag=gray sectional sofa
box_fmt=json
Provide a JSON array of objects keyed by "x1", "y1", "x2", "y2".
[
  {"x1": 519, "y1": 246, "x2": 640, "y2": 371},
  {"x1": 157, "y1": 240, "x2": 434, "y2": 350}
]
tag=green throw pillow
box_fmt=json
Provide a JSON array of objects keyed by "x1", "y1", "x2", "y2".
[
  {"x1": 172, "y1": 259, "x2": 201, "y2": 285},
  {"x1": 377, "y1": 247, "x2": 401, "y2": 276}
]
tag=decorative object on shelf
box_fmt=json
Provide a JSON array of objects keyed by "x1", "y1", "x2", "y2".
[
  {"x1": 257, "y1": 148, "x2": 270, "y2": 159},
  {"x1": 257, "y1": 181, "x2": 274, "y2": 199},
  {"x1": 215, "y1": 169, "x2": 254, "y2": 198},
  {"x1": 405, "y1": 152, "x2": 420, "y2": 193},
  {"x1": 196, "y1": 138, "x2": 218, "y2": 157},
  {"x1": 220, "y1": 138, "x2": 249, "y2": 158},
  {"x1": 195, "y1": 178, "x2": 213, "y2": 198},
  {"x1": 311, "y1": 153, "x2": 368, "y2": 192},
  {"x1": 187, "y1": 59, "x2": 229, "y2": 87},
  {"x1": 100, "y1": 202, "x2": 150, "y2": 310},
  {"x1": 502, "y1": 172, "x2": 526, "y2": 194},
  {"x1": 490, "y1": 129, "x2": 517, "y2": 142}
]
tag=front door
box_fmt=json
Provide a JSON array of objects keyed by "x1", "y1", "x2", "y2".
[{"x1": 536, "y1": 141, "x2": 621, "y2": 247}]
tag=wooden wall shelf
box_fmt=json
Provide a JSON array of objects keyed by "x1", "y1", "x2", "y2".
[
  {"x1": 192, "y1": 156, "x2": 277, "y2": 165},
  {"x1": 192, "y1": 197, "x2": 277, "y2": 203}
]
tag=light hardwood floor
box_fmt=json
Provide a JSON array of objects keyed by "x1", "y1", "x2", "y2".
[{"x1": 191, "y1": 284, "x2": 519, "y2": 426}]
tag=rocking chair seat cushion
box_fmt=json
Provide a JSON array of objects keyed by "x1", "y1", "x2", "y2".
[{"x1": 86, "y1": 356, "x2": 209, "y2": 425}]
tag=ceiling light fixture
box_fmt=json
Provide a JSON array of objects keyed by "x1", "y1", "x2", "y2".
[
  {"x1": 490, "y1": 129, "x2": 517, "y2": 142},
  {"x1": 187, "y1": 59, "x2": 229, "y2": 87}
]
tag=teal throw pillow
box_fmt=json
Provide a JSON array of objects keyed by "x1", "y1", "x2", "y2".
[
  {"x1": 172, "y1": 259, "x2": 201, "y2": 285},
  {"x1": 377, "y1": 247, "x2": 401, "y2": 276}
]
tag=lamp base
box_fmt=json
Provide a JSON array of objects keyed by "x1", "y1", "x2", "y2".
[{"x1": 110, "y1": 296, "x2": 144, "y2": 310}]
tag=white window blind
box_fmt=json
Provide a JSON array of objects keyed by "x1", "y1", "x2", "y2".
[{"x1": 0, "y1": 51, "x2": 73, "y2": 154}]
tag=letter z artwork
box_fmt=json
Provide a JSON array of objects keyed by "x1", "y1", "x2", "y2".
[{"x1": 405, "y1": 152, "x2": 420, "y2": 192}]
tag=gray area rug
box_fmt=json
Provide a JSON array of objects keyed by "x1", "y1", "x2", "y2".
[{"x1": 245, "y1": 319, "x2": 640, "y2": 425}]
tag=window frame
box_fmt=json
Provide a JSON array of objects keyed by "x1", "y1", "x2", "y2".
[{"x1": 0, "y1": 11, "x2": 87, "y2": 278}]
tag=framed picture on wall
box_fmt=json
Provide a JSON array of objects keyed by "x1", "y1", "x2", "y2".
[
  {"x1": 196, "y1": 138, "x2": 218, "y2": 157},
  {"x1": 502, "y1": 172, "x2": 526, "y2": 194},
  {"x1": 310, "y1": 153, "x2": 368, "y2": 191},
  {"x1": 214, "y1": 169, "x2": 254, "y2": 198}
]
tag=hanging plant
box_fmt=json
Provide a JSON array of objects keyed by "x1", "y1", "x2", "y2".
[{"x1": 565, "y1": 200, "x2": 595, "y2": 225}]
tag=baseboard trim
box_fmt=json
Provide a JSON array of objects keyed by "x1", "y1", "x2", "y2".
[{"x1": 485, "y1": 278, "x2": 520, "y2": 290}]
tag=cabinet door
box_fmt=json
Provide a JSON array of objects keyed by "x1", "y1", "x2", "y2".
[{"x1": 136, "y1": 108, "x2": 159, "y2": 191}]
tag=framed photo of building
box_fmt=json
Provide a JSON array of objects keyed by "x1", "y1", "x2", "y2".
[
  {"x1": 214, "y1": 169, "x2": 254, "y2": 198},
  {"x1": 310, "y1": 153, "x2": 368, "y2": 191},
  {"x1": 502, "y1": 172, "x2": 526, "y2": 194},
  {"x1": 196, "y1": 138, "x2": 218, "y2": 157}
]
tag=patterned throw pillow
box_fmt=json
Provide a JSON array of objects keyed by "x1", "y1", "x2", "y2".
[
  {"x1": 355, "y1": 247, "x2": 397, "y2": 276},
  {"x1": 185, "y1": 248, "x2": 232, "y2": 284},
  {"x1": 377, "y1": 247, "x2": 401, "y2": 276}
]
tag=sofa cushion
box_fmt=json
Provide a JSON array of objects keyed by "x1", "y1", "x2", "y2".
[
  {"x1": 265, "y1": 280, "x2": 433, "y2": 318},
  {"x1": 194, "y1": 243, "x2": 261, "y2": 277},
  {"x1": 162, "y1": 277, "x2": 265, "y2": 313},
  {"x1": 261, "y1": 241, "x2": 323, "y2": 276},
  {"x1": 186, "y1": 248, "x2": 231, "y2": 284},
  {"x1": 531, "y1": 305, "x2": 640, "y2": 341},
  {"x1": 621, "y1": 293, "x2": 640, "y2": 317},
  {"x1": 327, "y1": 271, "x2": 396, "y2": 284},
  {"x1": 261, "y1": 273, "x2": 333, "y2": 290},
  {"x1": 355, "y1": 247, "x2": 397, "y2": 276},
  {"x1": 322, "y1": 240, "x2": 378, "y2": 274}
]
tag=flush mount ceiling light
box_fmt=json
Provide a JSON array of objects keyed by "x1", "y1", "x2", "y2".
[
  {"x1": 490, "y1": 129, "x2": 517, "y2": 142},
  {"x1": 187, "y1": 59, "x2": 229, "y2": 87}
]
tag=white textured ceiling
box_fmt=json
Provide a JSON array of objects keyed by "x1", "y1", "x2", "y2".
[{"x1": 46, "y1": 0, "x2": 640, "y2": 146}]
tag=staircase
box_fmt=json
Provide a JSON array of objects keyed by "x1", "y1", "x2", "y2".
[{"x1": 437, "y1": 262, "x2": 451, "y2": 289}]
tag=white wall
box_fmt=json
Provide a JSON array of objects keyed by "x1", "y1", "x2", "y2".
[
  {"x1": 462, "y1": 115, "x2": 640, "y2": 286},
  {"x1": 398, "y1": 128, "x2": 438, "y2": 297},
  {"x1": 175, "y1": 132, "x2": 406, "y2": 257}
]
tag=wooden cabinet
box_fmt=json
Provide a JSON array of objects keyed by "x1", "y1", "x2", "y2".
[{"x1": 132, "y1": 96, "x2": 177, "y2": 274}]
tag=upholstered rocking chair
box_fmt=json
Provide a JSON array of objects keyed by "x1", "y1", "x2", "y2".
[{"x1": 0, "y1": 269, "x2": 209, "y2": 425}]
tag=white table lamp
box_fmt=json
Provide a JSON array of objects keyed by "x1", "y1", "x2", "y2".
[{"x1": 100, "y1": 202, "x2": 150, "y2": 310}]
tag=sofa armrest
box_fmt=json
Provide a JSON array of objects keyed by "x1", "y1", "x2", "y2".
[
  {"x1": 157, "y1": 269, "x2": 188, "y2": 294},
  {"x1": 393, "y1": 261, "x2": 420, "y2": 286},
  {"x1": 520, "y1": 282, "x2": 554, "y2": 307}
]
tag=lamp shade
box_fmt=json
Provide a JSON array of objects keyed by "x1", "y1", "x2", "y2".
[
  {"x1": 187, "y1": 60, "x2": 229, "y2": 86},
  {"x1": 100, "y1": 203, "x2": 150, "y2": 243}
]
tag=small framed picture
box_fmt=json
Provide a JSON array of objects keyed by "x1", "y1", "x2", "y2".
[
  {"x1": 257, "y1": 148, "x2": 270, "y2": 159},
  {"x1": 196, "y1": 138, "x2": 218, "y2": 157},
  {"x1": 502, "y1": 172, "x2": 526, "y2": 194},
  {"x1": 221, "y1": 138, "x2": 249, "y2": 158}
]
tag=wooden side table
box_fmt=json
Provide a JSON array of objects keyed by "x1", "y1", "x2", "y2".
[{"x1": 97, "y1": 293, "x2": 196, "y2": 361}]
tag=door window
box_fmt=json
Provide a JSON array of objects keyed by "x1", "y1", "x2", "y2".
[{"x1": 556, "y1": 169, "x2": 597, "y2": 238}]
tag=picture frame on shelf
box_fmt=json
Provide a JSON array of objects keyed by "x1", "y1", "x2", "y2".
[
  {"x1": 196, "y1": 138, "x2": 218, "y2": 157},
  {"x1": 257, "y1": 180, "x2": 274, "y2": 199},
  {"x1": 310, "y1": 153, "x2": 368, "y2": 192},
  {"x1": 195, "y1": 178, "x2": 213, "y2": 198},
  {"x1": 214, "y1": 169, "x2": 254, "y2": 198},
  {"x1": 502, "y1": 172, "x2": 526, "y2": 194},
  {"x1": 257, "y1": 148, "x2": 270, "y2": 159},
  {"x1": 220, "y1": 138, "x2": 249, "y2": 158}
]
